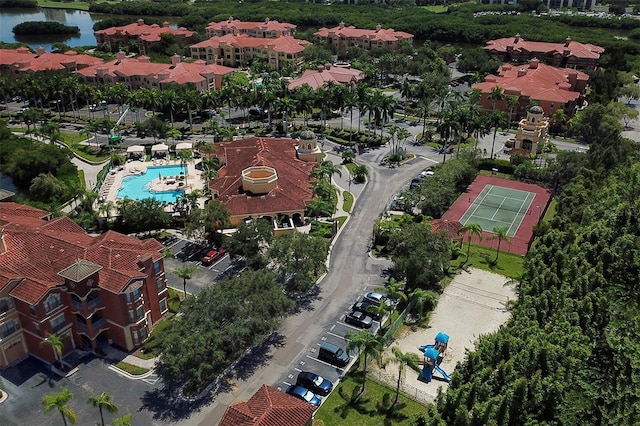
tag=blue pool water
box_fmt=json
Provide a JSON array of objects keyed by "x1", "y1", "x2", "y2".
[{"x1": 117, "y1": 165, "x2": 186, "y2": 203}]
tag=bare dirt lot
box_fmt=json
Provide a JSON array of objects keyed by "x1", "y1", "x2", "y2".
[{"x1": 370, "y1": 267, "x2": 517, "y2": 404}]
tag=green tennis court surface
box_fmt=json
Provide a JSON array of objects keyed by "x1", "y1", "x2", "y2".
[{"x1": 460, "y1": 185, "x2": 536, "y2": 237}]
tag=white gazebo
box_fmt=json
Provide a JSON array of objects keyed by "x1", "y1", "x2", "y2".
[
  {"x1": 126, "y1": 145, "x2": 145, "y2": 159},
  {"x1": 175, "y1": 142, "x2": 193, "y2": 152},
  {"x1": 151, "y1": 143, "x2": 169, "y2": 159}
]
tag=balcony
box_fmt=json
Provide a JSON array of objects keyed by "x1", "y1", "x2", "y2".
[{"x1": 76, "y1": 318, "x2": 107, "y2": 336}]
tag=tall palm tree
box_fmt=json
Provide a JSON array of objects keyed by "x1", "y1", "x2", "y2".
[
  {"x1": 488, "y1": 226, "x2": 511, "y2": 263},
  {"x1": 162, "y1": 89, "x2": 179, "y2": 127},
  {"x1": 41, "y1": 332, "x2": 66, "y2": 368},
  {"x1": 488, "y1": 110, "x2": 508, "y2": 158},
  {"x1": 87, "y1": 392, "x2": 118, "y2": 426},
  {"x1": 488, "y1": 85, "x2": 505, "y2": 111},
  {"x1": 505, "y1": 95, "x2": 519, "y2": 131},
  {"x1": 180, "y1": 89, "x2": 201, "y2": 130},
  {"x1": 173, "y1": 265, "x2": 198, "y2": 298},
  {"x1": 409, "y1": 288, "x2": 438, "y2": 320},
  {"x1": 346, "y1": 330, "x2": 385, "y2": 395},
  {"x1": 458, "y1": 223, "x2": 483, "y2": 263},
  {"x1": 387, "y1": 346, "x2": 421, "y2": 406},
  {"x1": 293, "y1": 84, "x2": 314, "y2": 126},
  {"x1": 42, "y1": 388, "x2": 77, "y2": 426}
]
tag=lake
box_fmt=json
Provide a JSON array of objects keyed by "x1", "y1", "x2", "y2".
[{"x1": 0, "y1": 8, "x2": 105, "y2": 51}]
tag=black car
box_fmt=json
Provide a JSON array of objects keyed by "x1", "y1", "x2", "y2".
[
  {"x1": 351, "y1": 300, "x2": 381, "y2": 321},
  {"x1": 296, "y1": 371, "x2": 333, "y2": 396},
  {"x1": 345, "y1": 311, "x2": 373, "y2": 328}
]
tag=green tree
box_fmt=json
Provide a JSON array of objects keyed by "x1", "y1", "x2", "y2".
[
  {"x1": 112, "y1": 414, "x2": 133, "y2": 426},
  {"x1": 41, "y1": 332, "x2": 66, "y2": 368},
  {"x1": 387, "y1": 347, "x2": 421, "y2": 406},
  {"x1": 458, "y1": 223, "x2": 483, "y2": 263},
  {"x1": 224, "y1": 220, "x2": 273, "y2": 269},
  {"x1": 184, "y1": 200, "x2": 231, "y2": 246},
  {"x1": 42, "y1": 388, "x2": 77, "y2": 426},
  {"x1": 352, "y1": 164, "x2": 368, "y2": 183},
  {"x1": 346, "y1": 330, "x2": 385, "y2": 395},
  {"x1": 87, "y1": 392, "x2": 118, "y2": 426},
  {"x1": 488, "y1": 226, "x2": 511, "y2": 263},
  {"x1": 173, "y1": 265, "x2": 198, "y2": 298}
]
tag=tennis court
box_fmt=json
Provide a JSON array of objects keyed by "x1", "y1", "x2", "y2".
[{"x1": 459, "y1": 184, "x2": 536, "y2": 237}]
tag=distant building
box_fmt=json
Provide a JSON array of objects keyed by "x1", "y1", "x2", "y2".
[
  {"x1": 288, "y1": 63, "x2": 364, "y2": 90},
  {"x1": 484, "y1": 35, "x2": 604, "y2": 70},
  {"x1": 476, "y1": 0, "x2": 595, "y2": 9},
  {"x1": 472, "y1": 59, "x2": 589, "y2": 120},
  {"x1": 190, "y1": 34, "x2": 310, "y2": 71},
  {"x1": 206, "y1": 131, "x2": 322, "y2": 231},
  {"x1": 314, "y1": 22, "x2": 413, "y2": 54},
  {"x1": 95, "y1": 19, "x2": 194, "y2": 55},
  {"x1": 0, "y1": 47, "x2": 103, "y2": 77},
  {"x1": 0, "y1": 202, "x2": 168, "y2": 368},
  {"x1": 508, "y1": 105, "x2": 550, "y2": 155},
  {"x1": 219, "y1": 384, "x2": 315, "y2": 426},
  {"x1": 76, "y1": 52, "x2": 235, "y2": 92},
  {"x1": 206, "y1": 17, "x2": 297, "y2": 39}
]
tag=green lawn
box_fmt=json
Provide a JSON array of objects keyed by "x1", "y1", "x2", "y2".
[
  {"x1": 114, "y1": 361, "x2": 149, "y2": 376},
  {"x1": 451, "y1": 243, "x2": 524, "y2": 279},
  {"x1": 315, "y1": 372, "x2": 428, "y2": 425},
  {"x1": 342, "y1": 190, "x2": 354, "y2": 213},
  {"x1": 38, "y1": 0, "x2": 90, "y2": 10}
]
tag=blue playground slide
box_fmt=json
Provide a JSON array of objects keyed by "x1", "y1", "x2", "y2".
[{"x1": 434, "y1": 365, "x2": 451, "y2": 382}]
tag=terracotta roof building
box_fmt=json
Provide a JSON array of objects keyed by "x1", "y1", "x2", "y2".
[
  {"x1": 0, "y1": 202, "x2": 169, "y2": 368},
  {"x1": 219, "y1": 384, "x2": 315, "y2": 426},
  {"x1": 206, "y1": 17, "x2": 296, "y2": 39},
  {"x1": 314, "y1": 22, "x2": 413, "y2": 54},
  {"x1": 484, "y1": 35, "x2": 604, "y2": 70},
  {"x1": 76, "y1": 51, "x2": 234, "y2": 92},
  {"x1": 190, "y1": 34, "x2": 310, "y2": 71},
  {"x1": 206, "y1": 132, "x2": 322, "y2": 230},
  {"x1": 288, "y1": 63, "x2": 365, "y2": 90},
  {"x1": 0, "y1": 47, "x2": 103, "y2": 77},
  {"x1": 472, "y1": 59, "x2": 589, "y2": 119},
  {"x1": 94, "y1": 19, "x2": 194, "y2": 55}
]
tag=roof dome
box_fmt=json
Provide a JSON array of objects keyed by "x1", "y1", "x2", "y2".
[
  {"x1": 300, "y1": 129, "x2": 316, "y2": 140},
  {"x1": 529, "y1": 105, "x2": 543, "y2": 114}
]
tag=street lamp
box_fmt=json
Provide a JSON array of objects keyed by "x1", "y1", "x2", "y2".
[{"x1": 536, "y1": 205, "x2": 541, "y2": 221}]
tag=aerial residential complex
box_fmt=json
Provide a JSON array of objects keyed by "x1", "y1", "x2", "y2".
[
  {"x1": 314, "y1": 22, "x2": 413, "y2": 54},
  {"x1": 94, "y1": 19, "x2": 195, "y2": 55},
  {"x1": 206, "y1": 17, "x2": 297, "y2": 38},
  {"x1": 473, "y1": 59, "x2": 589, "y2": 119},
  {"x1": 0, "y1": 202, "x2": 169, "y2": 368},
  {"x1": 0, "y1": 47, "x2": 103, "y2": 76},
  {"x1": 484, "y1": 35, "x2": 604, "y2": 70}
]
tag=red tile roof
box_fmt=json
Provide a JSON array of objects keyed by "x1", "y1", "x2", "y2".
[
  {"x1": 94, "y1": 19, "x2": 193, "y2": 43},
  {"x1": 0, "y1": 202, "x2": 163, "y2": 304},
  {"x1": 0, "y1": 47, "x2": 103, "y2": 73},
  {"x1": 191, "y1": 34, "x2": 310, "y2": 55},
  {"x1": 288, "y1": 63, "x2": 364, "y2": 90},
  {"x1": 472, "y1": 62, "x2": 588, "y2": 104},
  {"x1": 206, "y1": 17, "x2": 296, "y2": 35},
  {"x1": 219, "y1": 384, "x2": 315, "y2": 426},
  {"x1": 314, "y1": 23, "x2": 413, "y2": 43},
  {"x1": 485, "y1": 36, "x2": 604, "y2": 61},
  {"x1": 208, "y1": 137, "x2": 315, "y2": 217},
  {"x1": 430, "y1": 219, "x2": 463, "y2": 239}
]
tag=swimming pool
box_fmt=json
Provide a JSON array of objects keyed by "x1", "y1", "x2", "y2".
[{"x1": 117, "y1": 165, "x2": 186, "y2": 203}]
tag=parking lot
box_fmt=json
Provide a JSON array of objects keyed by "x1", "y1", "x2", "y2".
[{"x1": 274, "y1": 284, "x2": 390, "y2": 405}]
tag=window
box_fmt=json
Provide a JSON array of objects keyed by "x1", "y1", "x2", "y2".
[
  {"x1": 156, "y1": 277, "x2": 165, "y2": 293},
  {"x1": 128, "y1": 310, "x2": 135, "y2": 323},
  {"x1": 34, "y1": 322, "x2": 41, "y2": 336},
  {"x1": 136, "y1": 306, "x2": 144, "y2": 321},
  {"x1": 125, "y1": 286, "x2": 142, "y2": 303},
  {"x1": 159, "y1": 298, "x2": 168, "y2": 313},
  {"x1": 139, "y1": 327, "x2": 148, "y2": 341},
  {"x1": 153, "y1": 260, "x2": 161, "y2": 275},
  {"x1": 0, "y1": 318, "x2": 20, "y2": 338},
  {"x1": 0, "y1": 297, "x2": 14, "y2": 315},
  {"x1": 132, "y1": 330, "x2": 139, "y2": 345},
  {"x1": 49, "y1": 314, "x2": 66, "y2": 333},
  {"x1": 44, "y1": 293, "x2": 62, "y2": 313}
]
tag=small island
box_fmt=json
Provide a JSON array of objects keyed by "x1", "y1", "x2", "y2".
[{"x1": 13, "y1": 21, "x2": 80, "y2": 35}]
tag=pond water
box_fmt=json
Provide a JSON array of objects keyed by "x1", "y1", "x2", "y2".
[{"x1": 0, "y1": 8, "x2": 103, "y2": 51}]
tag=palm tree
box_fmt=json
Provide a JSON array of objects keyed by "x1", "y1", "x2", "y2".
[
  {"x1": 87, "y1": 392, "x2": 118, "y2": 426},
  {"x1": 293, "y1": 84, "x2": 315, "y2": 125},
  {"x1": 177, "y1": 149, "x2": 193, "y2": 186},
  {"x1": 387, "y1": 346, "x2": 421, "y2": 406},
  {"x1": 352, "y1": 164, "x2": 368, "y2": 183},
  {"x1": 505, "y1": 95, "x2": 519, "y2": 131},
  {"x1": 181, "y1": 89, "x2": 201, "y2": 130},
  {"x1": 488, "y1": 226, "x2": 511, "y2": 263},
  {"x1": 409, "y1": 288, "x2": 438, "y2": 320},
  {"x1": 162, "y1": 89, "x2": 180, "y2": 127},
  {"x1": 346, "y1": 330, "x2": 385, "y2": 395},
  {"x1": 173, "y1": 265, "x2": 198, "y2": 298},
  {"x1": 488, "y1": 110, "x2": 508, "y2": 158},
  {"x1": 458, "y1": 223, "x2": 483, "y2": 263},
  {"x1": 488, "y1": 86, "x2": 505, "y2": 111},
  {"x1": 42, "y1": 388, "x2": 77, "y2": 426},
  {"x1": 41, "y1": 332, "x2": 66, "y2": 368},
  {"x1": 113, "y1": 414, "x2": 133, "y2": 426}
]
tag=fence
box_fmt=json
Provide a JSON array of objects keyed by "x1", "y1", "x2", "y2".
[
  {"x1": 367, "y1": 369, "x2": 438, "y2": 406},
  {"x1": 382, "y1": 299, "x2": 415, "y2": 346}
]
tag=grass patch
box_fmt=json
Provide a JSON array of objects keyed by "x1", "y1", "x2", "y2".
[
  {"x1": 114, "y1": 361, "x2": 149, "y2": 376},
  {"x1": 544, "y1": 199, "x2": 557, "y2": 220},
  {"x1": 314, "y1": 372, "x2": 428, "y2": 425},
  {"x1": 77, "y1": 169, "x2": 86, "y2": 190},
  {"x1": 478, "y1": 169, "x2": 512, "y2": 179},
  {"x1": 451, "y1": 244, "x2": 524, "y2": 279},
  {"x1": 38, "y1": 0, "x2": 90, "y2": 10},
  {"x1": 335, "y1": 215, "x2": 347, "y2": 228},
  {"x1": 342, "y1": 190, "x2": 354, "y2": 212},
  {"x1": 138, "y1": 313, "x2": 175, "y2": 359},
  {"x1": 167, "y1": 288, "x2": 182, "y2": 313}
]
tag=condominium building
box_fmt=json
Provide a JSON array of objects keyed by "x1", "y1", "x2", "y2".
[
  {"x1": 0, "y1": 203, "x2": 168, "y2": 368},
  {"x1": 314, "y1": 22, "x2": 413, "y2": 54},
  {"x1": 94, "y1": 19, "x2": 194, "y2": 55},
  {"x1": 206, "y1": 17, "x2": 296, "y2": 39},
  {"x1": 0, "y1": 47, "x2": 103, "y2": 77}
]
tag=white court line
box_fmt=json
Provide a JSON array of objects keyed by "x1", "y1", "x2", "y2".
[
  {"x1": 460, "y1": 184, "x2": 494, "y2": 223},
  {"x1": 507, "y1": 191, "x2": 536, "y2": 236}
]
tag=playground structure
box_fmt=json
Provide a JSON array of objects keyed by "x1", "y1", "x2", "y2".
[{"x1": 418, "y1": 332, "x2": 451, "y2": 383}]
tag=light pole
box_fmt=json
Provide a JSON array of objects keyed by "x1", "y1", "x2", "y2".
[{"x1": 536, "y1": 205, "x2": 541, "y2": 221}]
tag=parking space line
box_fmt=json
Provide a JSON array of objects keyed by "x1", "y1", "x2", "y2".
[
  {"x1": 336, "y1": 321, "x2": 362, "y2": 331},
  {"x1": 282, "y1": 381, "x2": 292, "y2": 386},
  {"x1": 306, "y1": 355, "x2": 345, "y2": 371},
  {"x1": 327, "y1": 331, "x2": 347, "y2": 340}
]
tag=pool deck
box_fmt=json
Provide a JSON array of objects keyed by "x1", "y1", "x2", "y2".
[{"x1": 98, "y1": 159, "x2": 204, "y2": 212}]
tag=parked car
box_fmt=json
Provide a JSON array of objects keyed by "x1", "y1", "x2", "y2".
[
  {"x1": 345, "y1": 311, "x2": 373, "y2": 328},
  {"x1": 201, "y1": 248, "x2": 226, "y2": 265},
  {"x1": 249, "y1": 107, "x2": 267, "y2": 117},
  {"x1": 89, "y1": 101, "x2": 108, "y2": 112},
  {"x1": 200, "y1": 109, "x2": 216, "y2": 118},
  {"x1": 318, "y1": 342, "x2": 350, "y2": 367},
  {"x1": 410, "y1": 177, "x2": 423, "y2": 189},
  {"x1": 296, "y1": 371, "x2": 333, "y2": 396},
  {"x1": 285, "y1": 385, "x2": 321, "y2": 407},
  {"x1": 363, "y1": 292, "x2": 392, "y2": 307},
  {"x1": 351, "y1": 300, "x2": 381, "y2": 321}
]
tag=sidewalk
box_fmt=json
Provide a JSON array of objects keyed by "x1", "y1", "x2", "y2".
[{"x1": 102, "y1": 345, "x2": 157, "y2": 369}]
